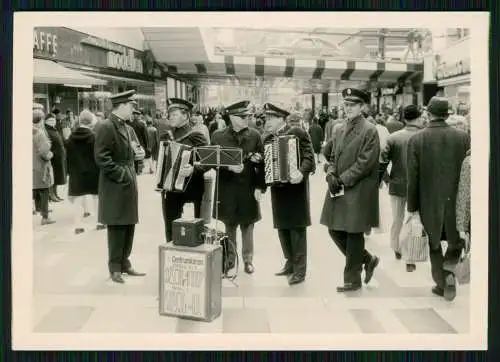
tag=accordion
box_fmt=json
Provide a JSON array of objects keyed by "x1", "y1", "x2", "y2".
[
  {"x1": 155, "y1": 140, "x2": 193, "y2": 192},
  {"x1": 264, "y1": 135, "x2": 301, "y2": 185}
]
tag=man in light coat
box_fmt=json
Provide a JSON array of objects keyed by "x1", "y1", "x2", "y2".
[
  {"x1": 320, "y1": 88, "x2": 380, "y2": 292},
  {"x1": 380, "y1": 105, "x2": 424, "y2": 271},
  {"x1": 407, "y1": 96, "x2": 469, "y2": 301}
]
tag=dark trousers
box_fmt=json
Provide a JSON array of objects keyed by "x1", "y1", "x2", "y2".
[
  {"x1": 107, "y1": 224, "x2": 135, "y2": 274},
  {"x1": 33, "y1": 188, "x2": 50, "y2": 218},
  {"x1": 277, "y1": 228, "x2": 307, "y2": 277},
  {"x1": 225, "y1": 223, "x2": 254, "y2": 264},
  {"x1": 161, "y1": 192, "x2": 202, "y2": 243},
  {"x1": 430, "y1": 228, "x2": 463, "y2": 289},
  {"x1": 328, "y1": 229, "x2": 373, "y2": 285}
]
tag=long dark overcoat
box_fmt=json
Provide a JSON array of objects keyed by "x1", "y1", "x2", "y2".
[
  {"x1": 320, "y1": 115, "x2": 380, "y2": 233},
  {"x1": 94, "y1": 114, "x2": 138, "y2": 225},
  {"x1": 45, "y1": 124, "x2": 67, "y2": 185},
  {"x1": 65, "y1": 126, "x2": 99, "y2": 196},
  {"x1": 265, "y1": 125, "x2": 316, "y2": 229},
  {"x1": 406, "y1": 120, "x2": 469, "y2": 249},
  {"x1": 211, "y1": 126, "x2": 266, "y2": 225}
]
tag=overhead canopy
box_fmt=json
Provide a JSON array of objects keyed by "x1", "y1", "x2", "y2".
[
  {"x1": 141, "y1": 27, "x2": 423, "y2": 87},
  {"x1": 33, "y1": 59, "x2": 107, "y2": 86}
]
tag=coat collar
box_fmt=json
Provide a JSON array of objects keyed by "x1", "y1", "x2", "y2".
[
  {"x1": 110, "y1": 113, "x2": 129, "y2": 141},
  {"x1": 427, "y1": 119, "x2": 449, "y2": 128},
  {"x1": 172, "y1": 123, "x2": 193, "y2": 140}
]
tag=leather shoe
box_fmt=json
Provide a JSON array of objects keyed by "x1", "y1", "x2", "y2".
[
  {"x1": 431, "y1": 285, "x2": 444, "y2": 297},
  {"x1": 123, "y1": 268, "x2": 146, "y2": 276},
  {"x1": 110, "y1": 272, "x2": 125, "y2": 284},
  {"x1": 443, "y1": 274, "x2": 456, "y2": 301},
  {"x1": 275, "y1": 264, "x2": 293, "y2": 276},
  {"x1": 244, "y1": 262, "x2": 254, "y2": 274},
  {"x1": 336, "y1": 283, "x2": 362, "y2": 292},
  {"x1": 288, "y1": 274, "x2": 305, "y2": 285},
  {"x1": 364, "y1": 256, "x2": 379, "y2": 284}
]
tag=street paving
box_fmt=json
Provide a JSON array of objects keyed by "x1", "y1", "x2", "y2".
[{"x1": 32, "y1": 165, "x2": 470, "y2": 334}]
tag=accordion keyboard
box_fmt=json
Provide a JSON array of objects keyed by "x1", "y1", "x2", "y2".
[{"x1": 174, "y1": 150, "x2": 192, "y2": 190}]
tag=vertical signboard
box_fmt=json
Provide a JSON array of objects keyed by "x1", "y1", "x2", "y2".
[
  {"x1": 167, "y1": 77, "x2": 175, "y2": 99},
  {"x1": 154, "y1": 81, "x2": 167, "y2": 114}
]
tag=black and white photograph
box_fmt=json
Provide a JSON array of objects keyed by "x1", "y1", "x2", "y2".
[{"x1": 12, "y1": 12, "x2": 489, "y2": 350}]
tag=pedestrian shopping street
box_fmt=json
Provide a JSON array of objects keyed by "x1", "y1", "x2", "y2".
[{"x1": 32, "y1": 167, "x2": 470, "y2": 335}]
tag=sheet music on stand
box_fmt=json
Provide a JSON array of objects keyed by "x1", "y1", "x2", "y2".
[{"x1": 194, "y1": 145, "x2": 243, "y2": 287}]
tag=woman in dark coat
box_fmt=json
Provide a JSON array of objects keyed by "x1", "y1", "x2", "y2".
[
  {"x1": 44, "y1": 114, "x2": 67, "y2": 201},
  {"x1": 65, "y1": 110, "x2": 103, "y2": 233}
]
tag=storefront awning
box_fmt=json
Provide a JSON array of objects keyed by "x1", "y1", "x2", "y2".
[
  {"x1": 163, "y1": 56, "x2": 423, "y2": 85},
  {"x1": 33, "y1": 59, "x2": 107, "y2": 86},
  {"x1": 78, "y1": 71, "x2": 153, "y2": 85}
]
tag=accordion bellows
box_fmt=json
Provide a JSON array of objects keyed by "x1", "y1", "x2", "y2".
[
  {"x1": 264, "y1": 135, "x2": 301, "y2": 185},
  {"x1": 155, "y1": 141, "x2": 193, "y2": 192}
]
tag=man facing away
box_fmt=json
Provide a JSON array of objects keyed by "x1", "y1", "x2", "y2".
[
  {"x1": 210, "y1": 100, "x2": 266, "y2": 274},
  {"x1": 406, "y1": 96, "x2": 469, "y2": 301},
  {"x1": 380, "y1": 105, "x2": 424, "y2": 271},
  {"x1": 93, "y1": 90, "x2": 146, "y2": 284},
  {"x1": 320, "y1": 87, "x2": 380, "y2": 293},
  {"x1": 263, "y1": 103, "x2": 316, "y2": 285},
  {"x1": 160, "y1": 98, "x2": 209, "y2": 243}
]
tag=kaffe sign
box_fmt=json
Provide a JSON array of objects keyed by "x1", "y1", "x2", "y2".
[{"x1": 33, "y1": 27, "x2": 146, "y2": 76}]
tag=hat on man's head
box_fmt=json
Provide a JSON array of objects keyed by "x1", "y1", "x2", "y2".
[
  {"x1": 342, "y1": 88, "x2": 371, "y2": 104},
  {"x1": 132, "y1": 109, "x2": 141, "y2": 115},
  {"x1": 167, "y1": 98, "x2": 194, "y2": 112},
  {"x1": 426, "y1": 96, "x2": 450, "y2": 118},
  {"x1": 403, "y1": 105, "x2": 421, "y2": 121},
  {"x1": 263, "y1": 103, "x2": 290, "y2": 119},
  {"x1": 109, "y1": 90, "x2": 137, "y2": 106},
  {"x1": 225, "y1": 100, "x2": 252, "y2": 117}
]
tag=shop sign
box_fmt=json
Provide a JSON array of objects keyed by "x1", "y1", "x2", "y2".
[
  {"x1": 107, "y1": 48, "x2": 143, "y2": 73},
  {"x1": 436, "y1": 57, "x2": 471, "y2": 80},
  {"x1": 434, "y1": 38, "x2": 471, "y2": 81},
  {"x1": 33, "y1": 30, "x2": 58, "y2": 57},
  {"x1": 80, "y1": 36, "x2": 124, "y2": 54},
  {"x1": 33, "y1": 27, "x2": 148, "y2": 76}
]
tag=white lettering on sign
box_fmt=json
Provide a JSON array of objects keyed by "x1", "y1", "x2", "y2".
[
  {"x1": 107, "y1": 48, "x2": 143, "y2": 73},
  {"x1": 33, "y1": 31, "x2": 58, "y2": 55},
  {"x1": 161, "y1": 250, "x2": 206, "y2": 319},
  {"x1": 436, "y1": 58, "x2": 471, "y2": 80}
]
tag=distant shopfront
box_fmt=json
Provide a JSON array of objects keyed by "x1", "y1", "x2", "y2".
[
  {"x1": 33, "y1": 27, "x2": 166, "y2": 115},
  {"x1": 422, "y1": 36, "x2": 470, "y2": 107}
]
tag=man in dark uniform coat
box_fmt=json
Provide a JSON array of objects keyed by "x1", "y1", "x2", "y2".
[
  {"x1": 406, "y1": 96, "x2": 469, "y2": 301},
  {"x1": 211, "y1": 100, "x2": 266, "y2": 274},
  {"x1": 320, "y1": 88, "x2": 380, "y2": 292},
  {"x1": 160, "y1": 98, "x2": 209, "y2": 243},
  {"x1": 263, "y1": 103, "x2": 316, "y2": 285},
  {"x1": 94, "y1": 90, "x2": 146, "y2": 284}
]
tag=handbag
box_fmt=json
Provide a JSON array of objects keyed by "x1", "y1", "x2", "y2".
[
  {"x1": 132, "y1": 141, "x2": 146, "y2": 161},
  {"x1": 455, "y1": 233, "x2": 471, "y2": 284},
  {"x1": 400, "y1": 213, "x2": 429, "y2": 263}
]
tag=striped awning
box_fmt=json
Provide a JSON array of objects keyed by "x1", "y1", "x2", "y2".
[{"x1": 163, "y1": 56, "x2": 423, "y2": 85}]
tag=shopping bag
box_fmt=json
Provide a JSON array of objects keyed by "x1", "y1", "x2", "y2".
[
  {"x1": 455, "y1": 250, "x2": 470, "y2": 285},
  {"x1": 400, "y1": 213, "x2": 429, "y2": 263}
]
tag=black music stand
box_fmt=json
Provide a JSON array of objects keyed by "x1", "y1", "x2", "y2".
[{"x1": 194, "y1": 146, "x2": 243, "y2": 285}]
